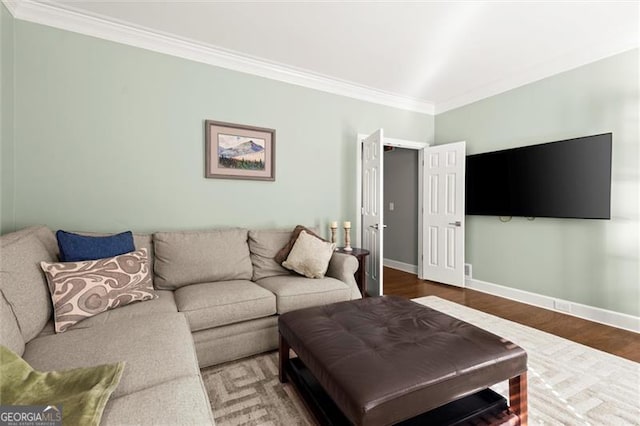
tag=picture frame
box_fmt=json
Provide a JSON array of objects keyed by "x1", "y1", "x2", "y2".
[{"x1": 205, "y1": 120, "x2": 275, "y2": 181}]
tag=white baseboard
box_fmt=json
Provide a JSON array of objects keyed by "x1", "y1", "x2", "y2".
[
  {"x1": 383, "y1": 259, "x2": 418, "y2": 274},
  {"x1": 465, "y1": 277, "x2": 640, "y2": 334}
]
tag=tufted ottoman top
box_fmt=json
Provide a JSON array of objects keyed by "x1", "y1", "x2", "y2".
[{"x1": 278, "y1": 295, "x2": 527, "y2": 425}]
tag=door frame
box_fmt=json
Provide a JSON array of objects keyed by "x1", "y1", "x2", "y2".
[{"x1": 355, "y1": 133, "x2": 430, "y2": 289}]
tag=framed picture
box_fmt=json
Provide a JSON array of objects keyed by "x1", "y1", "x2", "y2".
[{"x1": 205, "y1": 120, "x2": 275, "y2": 181}]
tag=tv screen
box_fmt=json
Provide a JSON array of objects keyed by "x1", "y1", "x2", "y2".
[{"x1": 465, "y1": 133, "x2": 612, "y2": 219}]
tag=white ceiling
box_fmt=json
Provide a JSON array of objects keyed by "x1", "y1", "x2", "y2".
[{"x1": 11, "y1": 1, "x2": 640, "y2": 113}]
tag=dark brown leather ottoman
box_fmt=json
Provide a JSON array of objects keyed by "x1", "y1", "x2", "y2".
[{"x1": 278, "y1": 296, "x2": 527, "y2": 426}]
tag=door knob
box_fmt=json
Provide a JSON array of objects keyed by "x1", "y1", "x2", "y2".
[{"x1": 448, "y1": 221, "x2": 461, "y2": 227}]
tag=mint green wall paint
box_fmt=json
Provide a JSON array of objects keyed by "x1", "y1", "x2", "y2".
[
  {"x1": 435, "y1": 49, "x2": 639, "y2": 316},
  {"x1": 1, "y1": 3, "x2": 15, "y2": 234},
  {"x1": 9, "y1": 19, "x2": 433, "y2": 237}
]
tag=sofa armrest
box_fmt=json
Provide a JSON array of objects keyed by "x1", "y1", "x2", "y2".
[{"x1": 326, "y1": 252, "x2": 362, "y2": 299}]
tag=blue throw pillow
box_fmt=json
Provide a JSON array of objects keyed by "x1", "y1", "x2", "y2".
[{"x1": 56, "y1": 230, "x2": 135, "y2": 262}]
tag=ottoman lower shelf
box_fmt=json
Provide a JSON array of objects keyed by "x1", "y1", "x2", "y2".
[{"x1": 286, "y1": 356, "x2": 514, "y2": 426}]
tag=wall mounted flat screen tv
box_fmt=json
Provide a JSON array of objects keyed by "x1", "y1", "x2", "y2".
[{"x1": 465, "y1": 133, "x2": 612, "y2": 219}]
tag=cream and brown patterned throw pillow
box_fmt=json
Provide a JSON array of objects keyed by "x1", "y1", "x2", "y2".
[
  {"x1": 282, "y1": 230, "x2": 336, "y2": 279},
  {"x1": 41, "y1": 249, "x2": 156, "y2": 333}
]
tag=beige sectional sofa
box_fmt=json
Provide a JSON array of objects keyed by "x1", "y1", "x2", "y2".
[{"x1": 0, "y1": 225, "x2": 361, "y2": 424}]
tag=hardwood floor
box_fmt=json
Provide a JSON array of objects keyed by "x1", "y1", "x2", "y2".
[{"x1": 382, "y1": 267, "x2": 640, "y2": 363}]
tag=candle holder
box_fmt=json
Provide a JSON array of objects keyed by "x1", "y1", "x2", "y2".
[
  {"x1": 329, "y1": 222, "x2": 338, "y2": 245},
  {"x1": 343, "y1": 222, "x2": 352, "y2": 251}
]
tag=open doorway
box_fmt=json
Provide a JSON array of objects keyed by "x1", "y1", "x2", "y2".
[
  {"x1": 356, "y1": 131, "x2": 429, "y2": 296},
  {"x1": 383, "y1": 147, "x2": 419, "y2": 274},
  {"x1": 356, "y1": 131, "x2": 466, "y2": 297}
]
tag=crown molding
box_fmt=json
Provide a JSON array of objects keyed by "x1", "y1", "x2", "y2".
[
  {"x1": 435, "y1": 42, "x2": 639, "y2": 114},
  {"x1": 3, "y1": 0, "x2": 435, "y2": 115},
  {"x1": 5, "y1": 1, "x2": 636, "y2": 116},
  {"x1": 2, "y1": 0, "x2": 17, "y2": 15}
]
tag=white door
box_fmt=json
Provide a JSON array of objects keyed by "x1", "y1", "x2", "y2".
[
  {"x1": 422, "y1": 142, "x2": 466, "y2": 287},
  {"x1": 361, "y1": 129, "x2": 384, "y2": 296}
]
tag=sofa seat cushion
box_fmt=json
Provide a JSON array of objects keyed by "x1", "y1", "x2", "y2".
[
  {"x1": 255, "y1": 275, "x2": 351, "y2": 314},
  {"x1": 22, "y1": 313, "x2": 199, "y2": 399},
  {"x1": 174, "y1": 280, "x2": 276, "y2": 332},
  {"x1": 36, "y1": 291, "x2": 178, "y2": 337},
  {"x1": 101, "y1": 375, "x2": 214, "y2": 425},
  {"x1": 70, "y1": 290, "x2": 177, "y2": 331}
]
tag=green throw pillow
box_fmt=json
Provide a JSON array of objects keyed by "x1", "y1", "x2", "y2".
[{"x1": 0, "y1": 346, "x2": 124, "y2": 426}]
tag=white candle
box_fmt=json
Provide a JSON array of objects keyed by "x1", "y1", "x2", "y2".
[
  {"x1": 330, "y1": 221, "x2": 338, "y2": 228},
  {"x1": 343, "y1": 221, "x2": 351, "y2": 228}
]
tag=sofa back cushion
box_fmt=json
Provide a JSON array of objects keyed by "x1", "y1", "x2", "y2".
[
  {"x1": 248, "y1": 229, "x2": 294, "y2": 281},
  {"x1": 153, "y1": 228, "x2": 252, "y2": 290},
  {"x1": 1, "y1": 226, "x2": 59, "y2": 259},
  {"x1": 0, "y1": 289, "x2": 25, "y2": 356},
  {"x1": 0, "y1": 227, "x2": 57, "y2": 342}
]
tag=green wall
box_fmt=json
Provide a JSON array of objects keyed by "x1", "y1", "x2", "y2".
[
  {"x1": 1, "y1": 3, "x2": 15, "y2": 234},
  {"x1": 436, "y1": 49, "x2": 639, "y2": 316},
  {"x1": 5, "y1": 11, "x2": 637, "y2": 317},
  {"x1": 7, "y1": 18, "x2": 433, "y2": 235}
]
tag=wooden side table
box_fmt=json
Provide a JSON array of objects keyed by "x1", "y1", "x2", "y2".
[{"x1": 335, "y1": 247, "x2": 370, "y2": 297}]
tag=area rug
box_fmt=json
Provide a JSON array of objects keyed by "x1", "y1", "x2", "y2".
[{"x1": 200, "y1": 296, "x2": 640, "y2": 425}]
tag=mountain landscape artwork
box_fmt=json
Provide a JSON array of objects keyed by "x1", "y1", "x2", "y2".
[
  {"x1": 217, "y1": 133, "x2": 266, "y2": 170},
  {"x1": 205, "y1": 120, "x2": 275, "y2": 181}
]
